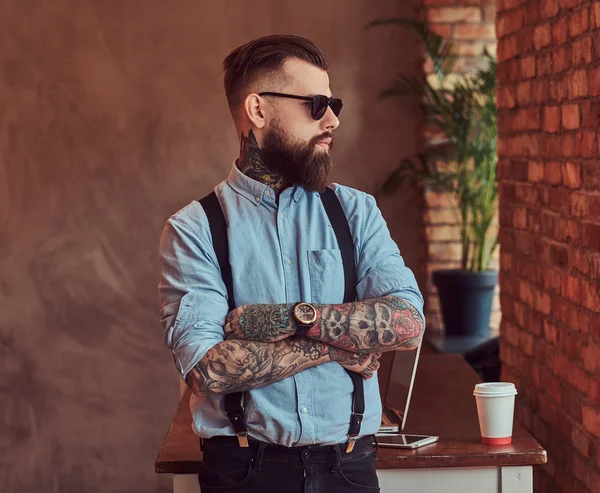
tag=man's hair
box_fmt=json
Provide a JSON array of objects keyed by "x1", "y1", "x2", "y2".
[{"x1": 223, "y1": 34, "x2": 328, "y2": 109}]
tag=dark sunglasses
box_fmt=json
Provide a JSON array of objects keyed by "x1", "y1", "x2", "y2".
[{"x1": 258, "y1": 92, "x2": 343, "y2": 120}]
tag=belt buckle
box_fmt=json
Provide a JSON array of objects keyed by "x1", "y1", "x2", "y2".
[{"x1": 237, "y1": 432, "x2": 249, "y2": 448}]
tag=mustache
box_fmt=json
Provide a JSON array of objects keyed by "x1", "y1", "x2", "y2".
[{"x1": 311, "y1": 132, "x2": 335, "y2": 148}]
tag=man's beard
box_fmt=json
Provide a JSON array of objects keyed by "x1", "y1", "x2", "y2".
[{"x1": 260, "y1": 119, "x2": 334, "y2": 193}]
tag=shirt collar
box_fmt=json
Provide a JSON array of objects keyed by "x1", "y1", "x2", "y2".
[{"x1": 226, "y1": 162, "x2": 302, "y2": 205}]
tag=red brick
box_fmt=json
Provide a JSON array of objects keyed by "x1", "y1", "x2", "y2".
[
  {"x1": 575, "y1": 130, "x2": 596, "y2": 158},
  {"x1": 562, "y1": 162, "x2": 581, "y2": 189},
  {"x1": 425, "y1": 190, "x2": 455, "y2": 207},
  {"x1": 588, "y1": 66, "x2": 600, "y2": 96},
  {"x1": 424, "y1": 208, "x2": 460, "y2": 225},
  {"x1": 581, "y1": 100, "x2": 600, "y2": 127},
  {"x1": 425, "y1": 225, "x2": 461, "y2": 241},
  {"x1": 562, "y1": 104, "x2": 580, "y2": 130},
  {"x1": 571, "y1": 423, "x2": 595, "y2": 458},
  {"x1": 542, "y1": 106, "x2": 561, "y2": 133},
  {"x1": 521, "y1": 1, "x2": 538, "y2": 26},
  {"x1": 549, "y1": 76, "x2": 568, "y2": 103},
  {"x1": 537, "y1": 52, "x2": 554, "y2": 76},
  {"x1": 558, "y1": 218, "x2": 580, "y2": 243},
  {"x1": 582, "y1": 162, "x2": 600, "y2": 190},
  {"x1": 534, "y1": 23, "x2": 552, "y2": 49},
  {"x1": 551, "y1": 17, "x2": 569, "y2": 44},
  {"x1": 568, "y1": 69, "x2": 588, "y2": 99},
  {"x1": 583, "y1": 223, "x2": 600, "y2": 250},
  {"x1": 498, "y1": 86, "x2": 516, "y2": 109},
  {"x1": 572, "y1": 36, "x2": 593, "y2": 65},
  {"x1": 545, "y1": 162, "x2": 562, "y2": 185},
  {"x1": 516, "y1": 81, "x2": 531, "y2": 105},
  {"x1": 592, "y1": 253, "x2": 600, "y2": 280},
  {"x1": 498, "y1": 35, "x2": 519, "y2": 62},
  {"x1": 520, "y1": 56, "x2": 536, "y2": 79},
  {"x1": 456, "y1": 42, "x2": 485, "y2": 57},
  {"x1": 569, "y1": 7, "x2": 589, "y2": 38},
  {"x1": 581, "y1": 278, "x2": 600, "y2": 311},
  {"x1": 583, "y1": 406, "x2": 600, "y2": 438},
  {"x1": 429, "y1": 24, "x2": 453, "y2": 38},
  {"x1": 497, "y1": 9, "x2": 525, "y2": 38},
  {"x1": 429, "y1": 242, "x2": 462, "y2": 261},
  {"x1": 541, "y1": 0, "x2": 559, "y2": 20},
  {"x1": 550, "y1": 243, "x2": 569, "y2": 267},
  {"x1": 483, "y1": 5, "x2": 496, "y2": 23},
  {"x1": 582, "y1": 341, "x2": 600, "y2": 374},
  {"x1": 532, "y1": 79, "x2": 548, "y2": 104},
  {"x1": 552, "y1": 45, "x2": 570, "y2": 73},
  {"x1": 528, "y1": 160, "x2": 545, "y2": 182},
  {"x1": 454, "y1": 23, "x2": 496, "y2": 40},
  {"x1": 561, "y1": 273, "x2": 582, "y2": 304},
  {"x1": 571, "y1": 193, "x2": 589, "y2": 217},
  {"x1": 427, "y1": 7, "x2": 482, "y2": 23},
  {"x1": 516, "y1": 108, "x2": 541, "y2": 130}
]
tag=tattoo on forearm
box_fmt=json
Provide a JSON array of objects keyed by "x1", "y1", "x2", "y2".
[
  {"x1": 310, "y1": 296, "x2": 424, "y2": 353},
  {"x1": 236, "y1": 130, "x2": 285, "y2": 190},
  {"x1": 237, "y1": 304, "x2": 292, "y2": 341},
  {"x1": 187, "y1": 338, "x2": 330, "y2": 394}
]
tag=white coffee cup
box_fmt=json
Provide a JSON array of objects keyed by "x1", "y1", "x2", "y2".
[{"x1": 473, "y1": 382, "x2": 517, "y2": 445}]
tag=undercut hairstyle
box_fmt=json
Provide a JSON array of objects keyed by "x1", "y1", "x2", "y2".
[{"x1": 223, "y1": 34, "x2": 328, "y2": 109}]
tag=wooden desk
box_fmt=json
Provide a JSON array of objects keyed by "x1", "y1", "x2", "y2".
[{"x1": 156, "y1": 354, "x2": 546, "y2": 493}]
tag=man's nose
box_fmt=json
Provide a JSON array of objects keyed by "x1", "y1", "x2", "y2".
[{"x1": 321, "y1": 106, "x2": 340, "y2": 131}]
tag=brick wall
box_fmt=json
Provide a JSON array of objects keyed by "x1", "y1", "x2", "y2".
[
  {"x1": 421, "y1": 0, "x2": 500, "y2": 334},
  {"x1": 496, "y1": 1, "x2": 600, "y2": 492}
]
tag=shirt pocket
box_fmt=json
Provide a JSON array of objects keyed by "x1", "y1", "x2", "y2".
[{"x1": 307, "y1": 249, "x2": 345, "y2": 304}]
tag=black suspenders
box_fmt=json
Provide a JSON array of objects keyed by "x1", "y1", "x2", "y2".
[{"x1": 198, "y1": 187, "x2": 364, "y2": 452}]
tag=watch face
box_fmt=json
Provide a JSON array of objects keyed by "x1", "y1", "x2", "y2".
[{"x1": 295, "y1": 303, "x2": 317, "y2": 324}]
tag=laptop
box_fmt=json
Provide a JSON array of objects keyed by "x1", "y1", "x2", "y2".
[{"x1": 377, "y1": 337, "x2": 424, "y2": 432}]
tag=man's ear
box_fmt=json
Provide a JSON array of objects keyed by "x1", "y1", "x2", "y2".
[{"x1": 243, "y1": 93, "x2": 266, "y2": 129}]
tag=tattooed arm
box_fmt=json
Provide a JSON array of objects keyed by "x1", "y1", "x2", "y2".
[
  {"x1": 224, "y1": 295, "x2": 424, "y2": 354},
  {"x1": 185, "y1": 337, "x2": 380, "y2": 395}
]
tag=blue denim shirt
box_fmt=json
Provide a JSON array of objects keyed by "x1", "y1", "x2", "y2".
[{"x1": 157, "y1": 164, "x2": 425, "y2": 446}]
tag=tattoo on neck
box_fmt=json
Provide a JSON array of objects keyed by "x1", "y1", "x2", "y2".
[{"x1": 236, "y1": 130, "x2": 285, "y2": 191}]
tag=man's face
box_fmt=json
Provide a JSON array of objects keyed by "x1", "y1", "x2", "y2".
[{"x1": 259, "y1": 58, "x2": 340, "y2": 192}]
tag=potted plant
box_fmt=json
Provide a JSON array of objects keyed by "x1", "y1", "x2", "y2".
[{"x1": 366, "y1": 18, "x2": 499, "y2": 336}]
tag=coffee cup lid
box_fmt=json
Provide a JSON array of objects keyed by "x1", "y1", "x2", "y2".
[{"x1": 473, "y1": 382, "x2": 517, "y2": 396}]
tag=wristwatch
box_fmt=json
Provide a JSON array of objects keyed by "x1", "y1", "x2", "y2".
[{"x1": 293, "y1": 302, "x2": 318, "y2": 336}]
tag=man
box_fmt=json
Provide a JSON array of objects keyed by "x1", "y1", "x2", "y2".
[{"x1": 158, "y1": 34, "x2": 425, "y2": 493}]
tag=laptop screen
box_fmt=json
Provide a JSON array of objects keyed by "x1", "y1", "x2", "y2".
[{"x1": 377, "y1": 338, "x2": 423, "y2": 431}]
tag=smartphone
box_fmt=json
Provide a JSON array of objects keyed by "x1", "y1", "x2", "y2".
[
  {"x1": 375, "y1": 434, "x2": 439, "y2": 449},
  {"x1": 377, "y1": 424, "x2": 400, "y2": 433}
]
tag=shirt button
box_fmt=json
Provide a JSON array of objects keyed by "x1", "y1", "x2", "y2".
[
  {"x1": 301, "y1": 407, "x2": 308, "y2": 414},
  {"x1": 287, "y1": 259, "x2": 293, "y2": 265},
  {"x1": 265, "y1": 189, "x2": 271, "y2": 196},
  {"x1": 255, "y1": 196, "x2": 260, "y2": 203},
  {"x1": 280, "y1": 213, "x2": 284, "y2": 219}
]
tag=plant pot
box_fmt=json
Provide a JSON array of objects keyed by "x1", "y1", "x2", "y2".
[{"x1": 432, "y1": 269, "x2": 498, "y2": 336}]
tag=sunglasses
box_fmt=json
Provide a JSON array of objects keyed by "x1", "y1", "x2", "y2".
[{"x1": 258, "y1": 92, "x2": 343, "y2": 120}]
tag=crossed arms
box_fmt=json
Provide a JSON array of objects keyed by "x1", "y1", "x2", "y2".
[{"x1": 185, "y1": 296, "x2": 424, "y2": 395}]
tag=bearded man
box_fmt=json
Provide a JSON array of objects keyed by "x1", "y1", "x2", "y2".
[{"x1": 157, "y1": 34, "x2": 425, "y2": 493}]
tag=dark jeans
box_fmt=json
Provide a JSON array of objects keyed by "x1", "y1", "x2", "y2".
[{"x1": 198, "y1": 435, "x2": 380, "y2": 493}]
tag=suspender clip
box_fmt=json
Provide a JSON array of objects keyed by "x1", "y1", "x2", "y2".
[
  {"x1": 345, "y1": 436, "x2": 356, "y2": 453},
  {"x1": 237, "y1": 432, "x2": 249, "y2": 448}
]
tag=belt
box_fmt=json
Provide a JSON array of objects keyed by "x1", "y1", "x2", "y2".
[{"x1": 201, "y1": 434, "x2": 376, "y2": 459}]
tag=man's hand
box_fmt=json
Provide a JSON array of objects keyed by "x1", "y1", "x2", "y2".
[
  {"x1": 329, "y1": 347, "x2": 381, "y2": 379},
  {"x1": 224, "y1": 304, "x2": 295, "y2": 342}
]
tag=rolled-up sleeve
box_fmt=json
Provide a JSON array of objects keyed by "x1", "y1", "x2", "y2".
[
  {"x1": 157, "y1": 211, "x2": 229, "y2": 380},
  {"x1": 355, "y1": 194, "x2": 425, "y2": 325}
]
